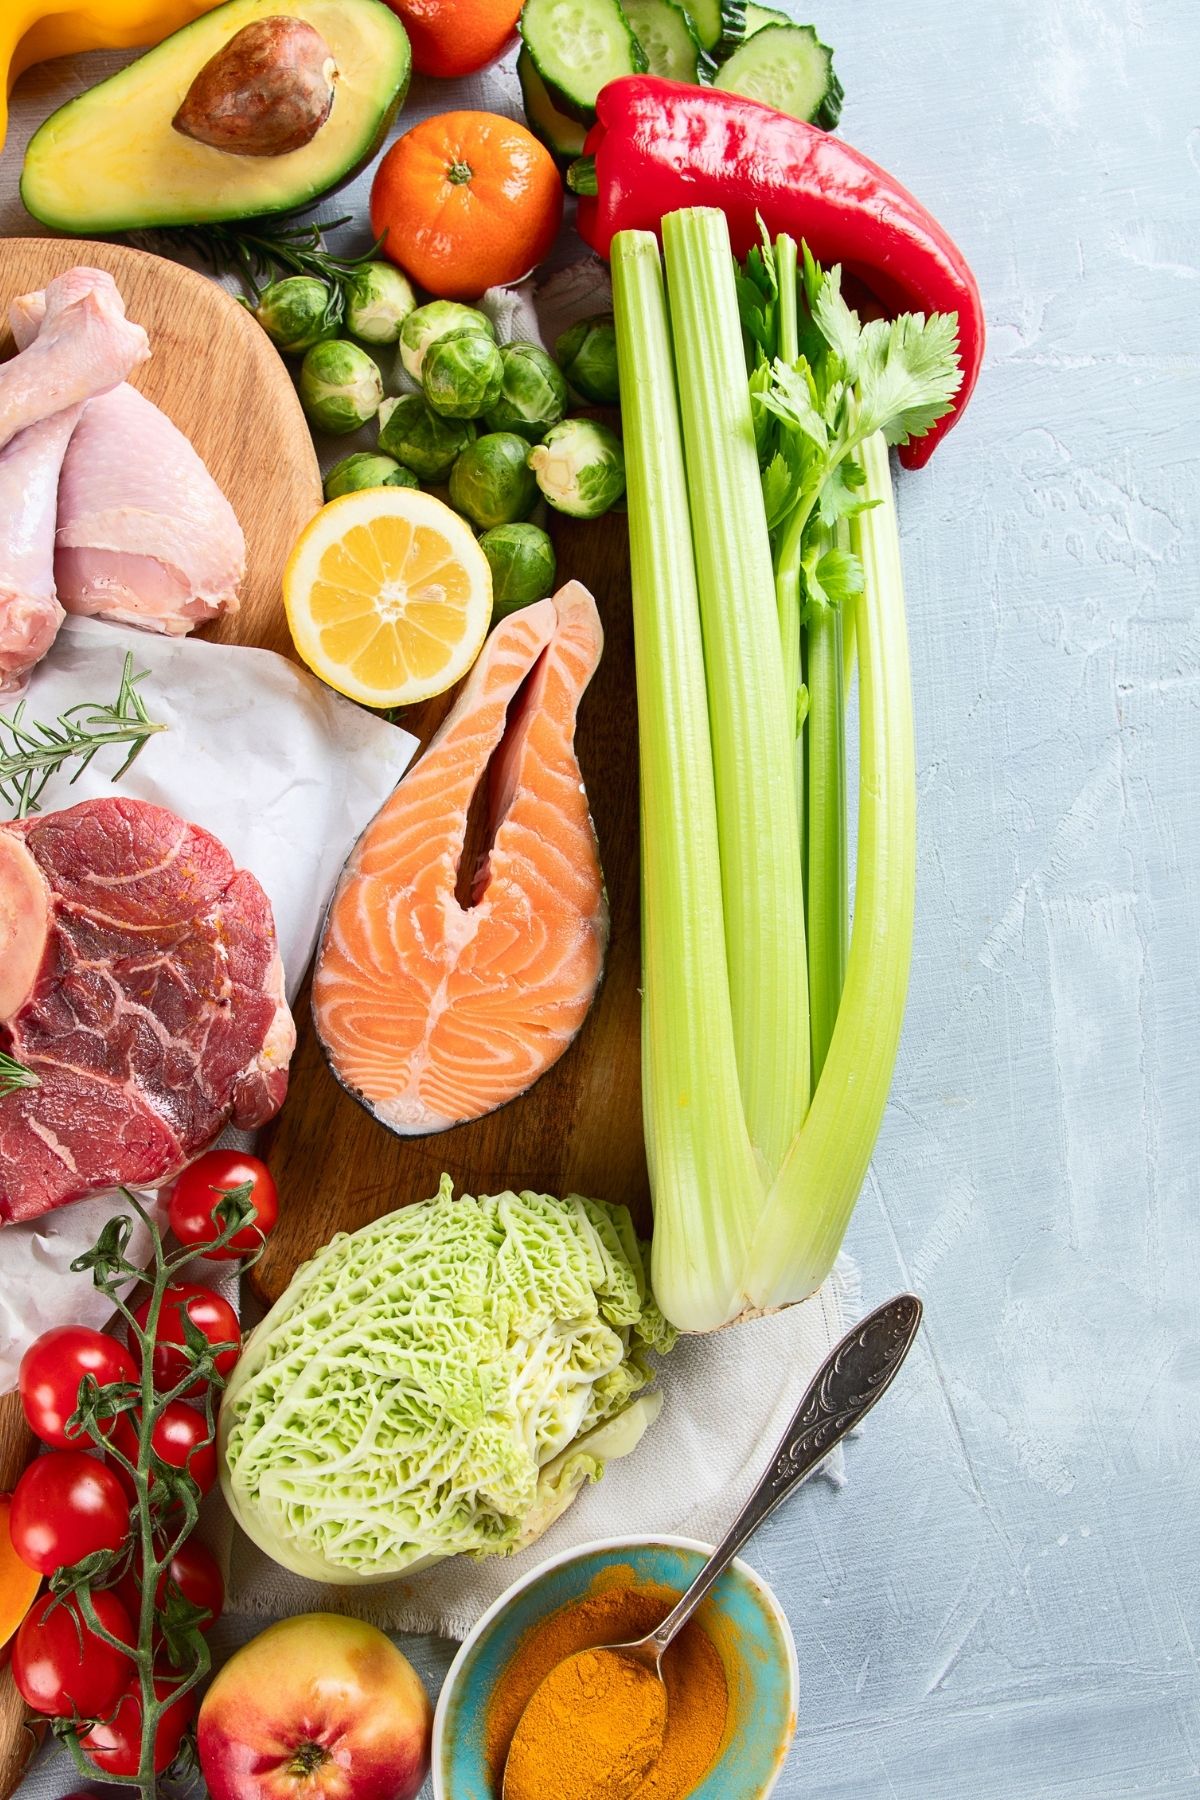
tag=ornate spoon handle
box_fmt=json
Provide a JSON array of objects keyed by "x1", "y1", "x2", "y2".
[{"x1": 647, "y1": 1293, "x2": 923, "y2": 1657}]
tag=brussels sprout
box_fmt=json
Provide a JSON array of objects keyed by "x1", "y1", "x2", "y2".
[
  {"x1": 324, "y1": 452, "x2": 419, "y2": 501},
  {"x1": 480, "y1": 524, "x2": 557, "y2": 615},
  {"x1": 449, "y1": 432, "x2": 538, "y2": 531},
  {"x1": 344, "y1": 262, "x2": 418, "y2": 346},
  {"x1": 555, "y1": 314, "x2": 620, "y2": 405},
  {"x1": 482, "y1": 341, "x2": 569, "y2": 444},
  {"x1": 528, "y1": 418, "x2": 625, "y2": 519},
  {"x1": 298, "y1": 339, "x2": 384, "y2": 435},
  {"x1": 253, "y1": 276, "x2": 336, "y2": 355},
  {"x1": 422, "y1": 331, "x2": 504, "y2": 421},
  {"x1": 378, "y1": 393, "x2": 476, "y2": 483},
  {"x1": 398, "y1": 301, "x2": 496, "y2": 382}
]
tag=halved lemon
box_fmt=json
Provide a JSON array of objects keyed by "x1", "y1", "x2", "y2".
[{"x1": 283, "y1": 488, "x2": 493, "y2": 707}]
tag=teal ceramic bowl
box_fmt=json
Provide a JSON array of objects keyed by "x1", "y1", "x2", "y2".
[{"x1": 432, "y1": 1534, "x2": 799, "y2": 1799}]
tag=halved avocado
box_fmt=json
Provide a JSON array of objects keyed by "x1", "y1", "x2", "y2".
[{"x1": 21, "y1": 0, "x2": 411, "y2": 233}]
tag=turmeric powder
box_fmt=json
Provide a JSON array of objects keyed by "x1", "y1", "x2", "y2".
[
  {"x1": 485, "y1": 1567, "x2": 729, "y2": 1800},
  {"x1": 503, "y1": 1648, "x2": 668, "y2": 1800}
]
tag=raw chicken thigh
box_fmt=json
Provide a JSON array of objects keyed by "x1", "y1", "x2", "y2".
[
  {"x1": 11, "y1": 287, "x2": 245, "y2": 634},
  {"x1": 0, "y1": 268, "x2": 148, "y2": 692}
]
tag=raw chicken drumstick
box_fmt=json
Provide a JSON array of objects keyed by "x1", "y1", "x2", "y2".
[
  {"x1": 11, "y1": 286, "x2": 245, "y2": 634},
  {"x1": 0, "y1": 267, "x2": 149, "y2": 691},
  {"x1": 0, "y1": 265, "x2": 147, "y2": 452}
]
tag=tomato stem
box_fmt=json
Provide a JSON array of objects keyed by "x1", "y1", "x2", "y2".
[{"x1": 46, "y1": 1187, "x2": 254, "y2": 1794}]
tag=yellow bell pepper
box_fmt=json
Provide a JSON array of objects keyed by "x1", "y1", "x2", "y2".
[{"x1": 2, "y1": 0, "x2": 225, "y2": 149}]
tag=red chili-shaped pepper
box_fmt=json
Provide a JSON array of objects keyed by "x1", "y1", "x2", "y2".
[{"x1": 570, "y1": 77, "x2": 984, "y2": 468}]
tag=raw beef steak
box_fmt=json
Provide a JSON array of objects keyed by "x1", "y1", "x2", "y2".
[{"x1": 0, "y1": 796, "x2": 294, "y2": 1223}]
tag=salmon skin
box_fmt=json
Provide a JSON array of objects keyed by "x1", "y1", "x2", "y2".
[{"x1": 313, "y1": 581, "x2": 608, "y2": 1135}]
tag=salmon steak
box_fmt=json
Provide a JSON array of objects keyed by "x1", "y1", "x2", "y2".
[{"x1": 313, "y1": 580, "x2": 608, "y2": 1134}]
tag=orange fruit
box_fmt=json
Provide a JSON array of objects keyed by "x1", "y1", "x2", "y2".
[
  {"x1": 383, "y1": 0, "x2": 523, "y2": 77},
  {"x1": 371, "y1": 111, "x2": 563, "y2": 301}
]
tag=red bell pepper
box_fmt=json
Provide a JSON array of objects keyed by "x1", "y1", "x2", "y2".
[{"x1": 570, "y1": 77, "x2": 984, "y2": 468}]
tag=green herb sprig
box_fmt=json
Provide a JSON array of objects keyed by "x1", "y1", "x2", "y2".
[
  {"x1": 739, "y1": 226, "x2": 961, "y2": 1081},
  {"x1": 0, "y1": 653, "x2": 165, "y2": 819},
  {"x1": 0, "y1": 1049, "x2": 40, "y2": 1098},
  {"x1": 138, "y1": 215, "x2": 386, "y2": 333},
  {"x1": 47, "y1": 1183, "x2": 259, "y2": 1794}
]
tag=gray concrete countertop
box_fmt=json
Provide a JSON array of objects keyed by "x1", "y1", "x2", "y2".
[{"x1": 3, "y1": 1, "x2": 1197, "y2": 1794}]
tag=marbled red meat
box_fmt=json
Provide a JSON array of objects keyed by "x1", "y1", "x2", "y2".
[{"x1": 0, "y1": 797, "x2": 293, "y2": 1224}]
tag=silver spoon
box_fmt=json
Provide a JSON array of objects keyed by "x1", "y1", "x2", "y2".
[{"x1": 502, "y1": 1292, "x2": 923, "y2": 1800}]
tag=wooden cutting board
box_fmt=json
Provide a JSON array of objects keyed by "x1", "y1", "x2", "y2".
[
  {"x1": 251, "y1": 507, "x2": 647, "y2": 1308},
  {"x1": 0, "y1": 236, "x2": 322, "y2": 1798},
  {"x1": 0, "y1": 235, "x2": 645, "y2": 1788}
]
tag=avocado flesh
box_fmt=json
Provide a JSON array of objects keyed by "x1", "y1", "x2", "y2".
[{"x1": 21, "y1": 0, "x2": 410, "y2": 232}]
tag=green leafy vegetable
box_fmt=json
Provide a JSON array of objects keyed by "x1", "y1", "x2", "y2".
[
  {"x1": 484, "y1": 341, "x2": 569, "y2": 443},
  {"x1": 343, "y1": 261, "x2": 417, "y2": 345},
  {"x1": 610, "y1": 208, "x2": 960, "y2": 1329},
  {"x1": 324, "y1": 452, "x2": 418, "y2": 501},
  {"x1": 422, "y1": 330, "x2": 504, "y2": 420},
  {"x1": 252, "y1": 275, "x2": 338, "y2": 355},
  {"x1": 0, "y1": 653, "x2": 166, "y2": 820},
  {"x1": 750, "y1": 231, "x2": 960, "y2": 1077},
  {"x1": 480, "y1": 523, "x2": 558, "y2": 614},
  {"x1": 378, "y1": 394, "x2": 476, "y2": 482},
  {"x1": 218, "y1": 1176, "x2": 672, "y2": 1582},
  {"x1": 529, "y1": 418, "x2": 626, "y2": 517},
  {"x1": 449, "y1": 432, "x2": 538, "y2": 530},
  {"x1": 298, "y1": 338, "x2": 384, "y2": 434},
  {"x1": 398, "y1": 301, "x2": 495, "y2": 382}
]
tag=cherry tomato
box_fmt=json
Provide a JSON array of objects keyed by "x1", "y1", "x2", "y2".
[
  {"x1": 11, "y1": 1590, "x2": 133, "y2": 1719},
  {"x1": 131, "y1": 1283, "x2": 240, "y2": 1396},
  {"x1": 80, "y1": 1673, "x2": 197, "y2": 1776},
  {"x1": 168, "y1": 1151, "x2": 278, "y2": 1259},
  {"x1": 9, "y1": 1451, "x2": 131, "y2": 1575},
  {"x1": 117, "y1": 1537, "x2": 224, "y2": 1633},
  {"x1": 112, "y1": 1403, "x2": 217, "y2": 1497},
  {"x1": 19, "y1": 1327, "x2": 137, "y2": 1450}
]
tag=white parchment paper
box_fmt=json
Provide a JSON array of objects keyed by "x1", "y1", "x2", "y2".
[{"x1": 0, "y1": 616, "x2": 416, "y2": 1388}]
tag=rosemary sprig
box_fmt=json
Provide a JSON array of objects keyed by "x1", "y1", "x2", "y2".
[
  {"x1": 0, "y1": 1049, "x2": 40, "y2": 1098},
  {"x1": 133, "y1": 215, "x2": 386, "y2": 330},
  {"x1": 0, "y1": 653, "x2": 166, "y2": 819}
]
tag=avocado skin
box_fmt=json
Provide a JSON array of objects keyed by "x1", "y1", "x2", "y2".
[{"x1": 21, "y1": 0, "x2": 411, "y2": 233}]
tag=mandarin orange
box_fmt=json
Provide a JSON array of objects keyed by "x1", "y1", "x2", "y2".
[
  {"x1": 371, "y1": 111, "x2": 563, "y2": 301},
  {"x1": 383, "y1": 0, "x2": 522, "y2": 77}
]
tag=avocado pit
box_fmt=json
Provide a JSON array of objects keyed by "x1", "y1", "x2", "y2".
[{"x1": 173, "y1": 16, "x2": 337, "y2": 157}]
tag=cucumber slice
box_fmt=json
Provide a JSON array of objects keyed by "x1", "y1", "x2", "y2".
[
  {"x1": 519, "y1": 0, "x2": 648, "y2": 127},
  {"x1": 742, "y1": 2, "x2": 789, "y2": 33},
  {"x1": 517, "y1": 46, "x2": 587, "y2": 162},
  {"x1": 624, "y1": 0, "x2": 703, "y2": 80},
  {"x1": 682, "y1": 0, "x2": 744, "y2": 53},
  {"x1": 714, "y1": 22, "x2": 843, "y2": 128}
]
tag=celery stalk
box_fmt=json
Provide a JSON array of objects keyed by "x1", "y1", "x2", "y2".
[
  {"x1": 805, "y1": 596, "x2": 846, "y2": 1083},
  {"x1": 773, "y1": 234, "x2": 806, "y2": 848},
  {"x1": 743, "y1": 433, "x2": 916, "y2": 1308},
  {"x1": 611, "y1": 230, "x2": 763, "y2": 1333},
  {"x1": 662, "y1": 208, "x2": 811, "y2": 1172}
]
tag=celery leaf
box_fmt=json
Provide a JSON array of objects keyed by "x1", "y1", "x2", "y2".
[{"x1": 855, "y1": 313, "x2": 963, "y2": 446}]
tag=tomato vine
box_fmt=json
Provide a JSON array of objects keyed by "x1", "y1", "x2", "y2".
[{"x1": 42, "y1": 1180, "x2": 257, "y2": 1794}]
